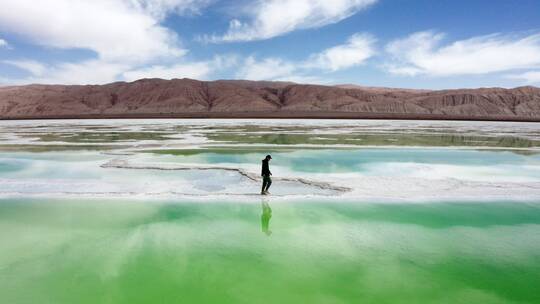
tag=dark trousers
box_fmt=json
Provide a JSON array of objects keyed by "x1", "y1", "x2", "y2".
[{"x1": 262, "y1": 175, "x2": 272, "y2": 192}]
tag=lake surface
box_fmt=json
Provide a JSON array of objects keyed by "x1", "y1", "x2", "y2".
[{"x1": 1, "y1": 119, "x2": 539, "y2": 303}]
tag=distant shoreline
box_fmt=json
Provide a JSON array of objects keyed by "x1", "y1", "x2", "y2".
[{"x1": 1, "y1": 112, "x2": 539, "y2": 122}]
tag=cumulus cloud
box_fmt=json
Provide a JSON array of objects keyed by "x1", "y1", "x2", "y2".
[
  {"x1": 385, "y1": 31, "x2": 540, "y2": 76},
  {"x1": 305, "y1": 33, "x2": 375, "y2": 71},
  {"x1": 0, "y1": 0, "x2": 218, "y2": 84},
  {"x1": 8, "y1": 60, "x2": 129, "y2": 85},
  {"x1": 131, "y1": 0, "x2": 215, "y2": 19},
  {"x1": 0, "y1": 38, "x2": 8, "y2": 48},
  {"x1": 237, "y1": 57, "x2": 297, "y2": 80},
  {"x1": 236, "y1": 56, "x2": 326, "y2": 83},
  {"x1": 10, "y1": 31, "x2": 372, "y2": 85},
  {"x1": 5, "y1": 56, "x2": 240, "y2": 85},
  {"x1": 0, "y1": 0, "x2": 197, "y2": 62},
  {"x1": 123, "y1": 62, "x2": 212, "y2": 81},
  {"x1": 123, "y1": 55, "x2": 238, "y2": 81},
  {"x1": 507, "y1": 71, "x2": 540, "y2": 84},
  {"x1": 2, "y1": 60, "x2": 47, "y2": 76},
  {"x1": 0, "y1": 0, "x2": 377, "y2": 85},
  {"x1": 207, "y1": 0, "x2": 377, "y2": 42},
  {"x1": 1, "y1": 54, "x2": 238, "y2": 85},
  {"x1": 237, "y1": 33, "x2": 375, "y2": 81}
]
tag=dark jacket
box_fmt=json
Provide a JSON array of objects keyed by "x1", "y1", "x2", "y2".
[{"x1": 261, "y1": 159, "x2": 271, "y2": 176}]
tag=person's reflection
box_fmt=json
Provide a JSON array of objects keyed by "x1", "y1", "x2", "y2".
[{"x1": 261, "y1": 197, "x2": 272, "y2": 236}]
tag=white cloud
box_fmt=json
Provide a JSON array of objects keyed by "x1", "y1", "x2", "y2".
[
  {"x1": 2, "y1": 30, "x2": 375, "y2": 85},
  {"x1": 0, "y1": 0, "x2": 378, "y2": 85},
  {"x1": 122, "y1": 55, "x2": 238, "y2": 81},
  {"x1": 123, "y1": 55, "x2": 238, "y2": 81},
  {"x1": 3, "y1": 60, "x2": 47, "y2": 76},
  {"x1": 237, "y1": 33, "x2": 376, "y2": 81},
  {"x1": 271, "y1": 75, "x2": 326, "y2": 84},
  {"x1": 3, "y1": 54, "x2": 239, "y2": 85},
  {"x1": 16, "y1": 60, "x2": 129, "y2": 85},
  {"x1": 236, "y1": 57, "x2": 326, "y2": 83},
  {"x1": 385, "y1": 31, "x2": 540, "y2": 76},
  {"x1": 123, "y1": 62, "x2": 212, "y2": 81},
  {"x1": 305, "y1": 33, "x2": 375, "y2": 71},
  {"x1": 507, "y1": 71, "x2": 540, "y2": 84},
  {"x1": 0, "y1": 0, "x2": 217, "y2": 84},
  {"x1": 0, "y1": 38, "x2": 8, "y2": 48},
  {"x1": 207, "y1": 0, "x2": 377, "y2": 42},
  {"x1": 131, "y1": 0, "x2": 215, "y2": 19},
  {"x1": 237, "y1": 57, "x2": 297, "y2": 80},
  {"x1": 0, "y1": 0, "x2": 196, "y2": 62}
]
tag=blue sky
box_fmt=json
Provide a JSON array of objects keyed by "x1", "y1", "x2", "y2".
[{"x1": 1, "y1": 0, "x2": 540, "y2": 89}]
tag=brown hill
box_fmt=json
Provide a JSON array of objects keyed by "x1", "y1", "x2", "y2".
[{"x1": 1, "y1": 78, "x2": 539, "y2": 121}]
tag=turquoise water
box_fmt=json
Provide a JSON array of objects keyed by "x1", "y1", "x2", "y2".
[
  {"x1": 1, "y1": 148, "x2": 539, "y2": 197},
  {"x1": 144, "y1": 148, "x2": 540, "y2": 172}
]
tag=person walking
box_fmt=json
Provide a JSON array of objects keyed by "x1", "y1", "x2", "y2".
[{"x1": 261, "y1": 155, "x2": 272, "y2": 195}]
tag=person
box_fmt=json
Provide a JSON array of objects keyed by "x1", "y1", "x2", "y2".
[{"x1": 261, "y1": 154, "x2": 272, "y2": 195}]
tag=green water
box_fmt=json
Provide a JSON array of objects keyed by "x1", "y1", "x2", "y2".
[
  {"x1": 20, "y1": 131, "x2": 175, "y2": 143},
  {"x1": 1, "y1": 119, "x2": 540, "y2": 303},
  {"x1": 1, "y1": 199, "x2": 540, "y2": 304},
  {"x1": 206, "y1": 132, "x2": 540, "y2": 148}
]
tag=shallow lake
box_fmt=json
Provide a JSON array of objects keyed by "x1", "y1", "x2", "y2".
[{"x1": 1, "y1": 119, "x2": 539, "y2": 303}]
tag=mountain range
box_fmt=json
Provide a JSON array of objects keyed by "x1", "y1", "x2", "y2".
[{"x1": 1, "y1": 78, "x2": 539, "y2": 121}]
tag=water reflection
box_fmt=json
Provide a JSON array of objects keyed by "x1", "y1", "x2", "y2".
[
  {"x1": 261, "y1": 197, "x2": 272, "y2": 236},
  {"x1": 208, "y1": 132, "x2": 540, "y2": 149}
]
